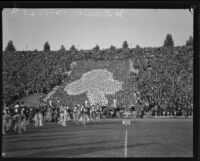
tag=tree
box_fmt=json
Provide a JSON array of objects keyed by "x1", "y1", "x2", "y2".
[
  {"x1": 44, "y1": 42, "x2": 50, "y2": 51},
  {"x1": 60, "y1": 45, "x2": 66, "y2": 51},
  {"x1": 186, "y1": 36, "x2": 193, "y2": 47},
  {"x1": 136, "y1": 45, "x2": 140, "y2": 49},
  {"x1": 92, "y1": 44, "x2": 101, "y2": 60},
  {"x1": 5, "y1": 40, "x2": 16, "y2": 52},
  {"x1": 163, "y1": 34, "x2": 174, "y2": 47},
  {"x1": 69, "y1": 45, "x2": 77, "y2": 52},
  {"x1": 109, "y1": 45, "x2": 116, "y2": 51},
  {"x1": 69, "y1": 45, "x2": 78, "y2": 59},
  {"x1": 122, "y1": 41, "x2": 129, "y2": 49},
  {"x1": 92, "y1": 44, "x2": 100, "y2": 51}
]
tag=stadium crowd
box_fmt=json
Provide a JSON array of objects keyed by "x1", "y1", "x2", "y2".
[
  {"x1": 3, "y1": 43, "x2": 193, "y2": 135},
  {"x1": 3, "y1": 46, "x2": 193, "y2": 106}
]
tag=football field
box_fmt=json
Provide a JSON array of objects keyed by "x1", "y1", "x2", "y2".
[{"x1": 2, "y1": 118, "x2": 193, "y2": 158}]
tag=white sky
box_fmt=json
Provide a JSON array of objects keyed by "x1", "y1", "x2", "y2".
[{"x1": 3, "y1": 9, "x2": 193, "y2": 51}]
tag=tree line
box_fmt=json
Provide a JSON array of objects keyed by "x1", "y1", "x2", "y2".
[{"x1": 5, "y1": 34, "x2": 193, "y2": 53}]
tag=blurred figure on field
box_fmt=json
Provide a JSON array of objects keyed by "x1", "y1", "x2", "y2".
[
  {"x1": 38, "y1": 106, "x2": 44, "y2": 126},
  {"x1": 66, "y1": 106, "x2": 71, "y2": 122},
  {"x1": 12, "y1": 102, "x2": 22, "y2": 134},
  {"x1": 34, "y1": 105, "x2": 40, "y2": 127},
  {"x1": 20, "y1": 102, "x2": 27, "y2": 132},
  {"x1": 2, "y1": 106, "x2": 11, "y2": 135}
]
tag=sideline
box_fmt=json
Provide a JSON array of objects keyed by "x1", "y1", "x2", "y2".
[{"x1": 101, "y1": 118, "x2": 193, "y2": 122}]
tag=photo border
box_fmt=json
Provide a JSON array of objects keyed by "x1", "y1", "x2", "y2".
[{"x1": 1, "y1": 1, "x2": 199, "y2": 160}]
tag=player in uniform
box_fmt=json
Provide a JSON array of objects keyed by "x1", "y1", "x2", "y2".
[
  {"x1": 34, "y1": 106, "x2": 40, "y2": 127},
  {"x1": 96, "y1": 104, "x2": 101, "y2": 123},
  {"x1": 38, "y1": 107, "x2": 44, "y2": 127},
  {"x1": 20, "y1": 102, "x2": 27, "y2": 132},
  {"x1": 62, "y1": 106, "x2": 67, "y2": 126},
  {"x1": 12, "y1": 102, "x2": 22, "y2": 134},
  {"x1": 84, "y1": 105, "x2": 89, "y2": 125},
  {"x1": 2, "y1": 108, "x2": 7, "y2": 135},
  {"x1": 12, "y1": 103, "x2": 19, "y2": 133},
  {"x1": 90, "y1": 105, "x2": 96, "y2": 124},
  {"x1": 80, "y1": 105, "x2": 87, "y2": 126},
  {"x1": 84, "y1": 102, "x2": 90, "y2": 123},
  {"x1": 79, "y1": 105, "x2": 83, "y2": 123},
  {"x1": 77, "y1": 105, "x2": 82, "y2": 125},
  {"x1": 24, "y1": 104, "x2": 30, "y2": 125},
  {"x1": 66, "y1": 106, "x2": 71, "y2": 122},
  {"x1": 73, "y1": 106, "x2": 78, "y2": 124},
  {"x1": 58, "y1": 106, "x2": 62, "y2": 125},
  {"x1": 61, "y1": 106, "x2": 66, "y2": 127},
  {"x1": 3, "y1": 106, "x2": 12, "y2": 134},
  {"x1": 46, "y1": 107, "x2": 52, "y2": 122},
  {"x1": 79, "y1": 105, "x2": 83, "y2": 125},
  {"x1": 94, "y1": 106, "x2": 99, "y2": 123}
]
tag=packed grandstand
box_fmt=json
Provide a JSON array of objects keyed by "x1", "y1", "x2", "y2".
[{"x1": 3, "y1": 45, "x2": 193, "y2": 134}]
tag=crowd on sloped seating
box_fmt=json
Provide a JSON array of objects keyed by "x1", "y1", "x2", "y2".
[
  {"x1": 3, "y1": 46, "x2": 193, "y2": 134},
  {"x1": 139, "y1": 46, "x2": 192, "y2": 116}
]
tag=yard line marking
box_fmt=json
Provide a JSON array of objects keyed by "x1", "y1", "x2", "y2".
[{"x1": 124, "y1": 129, "x2": 128, "y2": 158}]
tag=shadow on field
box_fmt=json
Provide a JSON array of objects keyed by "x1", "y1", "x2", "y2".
[
  {"x1": 21, "y1": 127, "x2": 115, "y2": 134},
  {"x1": 18, "y1": 144, "x2": 124, "y2": 157},
  {"x1": 4, "y1": 132, "x2": 74, "y2": 139},
  {"x1": 96, "y1": 121, "x2": 121, "y2": 125},
  {"x1": 7, "y1": 135, "x2": 74, "y2": 143},
  {"x1": 5, "y1": 126, "x2": 116, "y2": 138},
  {"x1": 37, "y1": 144, "x2": 124, "y2": 157},
  {"x1": 5, "y1": 139, "x2": 124, "y2": 153}
]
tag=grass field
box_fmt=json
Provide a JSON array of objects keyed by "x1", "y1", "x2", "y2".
[{"x1": 2, "y1": 118, "x2": 193, "y2": 158}]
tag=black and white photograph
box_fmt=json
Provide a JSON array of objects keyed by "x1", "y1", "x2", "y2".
[{"x1": 2, "y1": 3, "x2": 195, "y2": 158}]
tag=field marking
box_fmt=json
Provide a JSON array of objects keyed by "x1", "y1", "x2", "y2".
[{"x1": 124, "y1": 129, "x2": 128, "y2": 158}]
